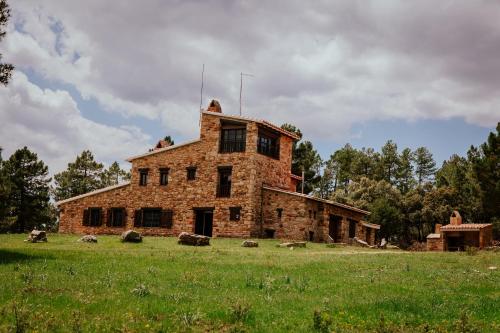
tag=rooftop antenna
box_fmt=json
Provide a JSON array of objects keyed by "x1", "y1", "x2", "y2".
[
  {"x1": 239, "y1": 72, "x2": 254, "y2": 116},
  {"x1": 199, "y1": 64, "x2": 205, "y2": 127}
]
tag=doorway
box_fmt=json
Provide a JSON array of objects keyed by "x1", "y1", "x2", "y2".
[
  {"x1": 328, "y1": 215, "x2": 342, "y2": 242},
  {"x1": 194, "y1": 209, "x2": 213, "y2": 237}
]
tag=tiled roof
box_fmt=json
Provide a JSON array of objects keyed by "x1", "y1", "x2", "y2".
[
  {"x1": 126, "y1": 139, "x2": 202, "y2": 162},
  {"x1": 440, "y1": 223, "x2": 492, "y2": 231},
  {"x1": 262, "y1": 185, "x2": 370, "y2": 215},
  {"x1": 290, "y1": 173, "x2": 303, "y2": 180},
  {"x1": 203, "y1": 111, "x2": 301, "y2": 140},
  {"x1": 361, "y1": 221, "x2": 381, "y2": 230},
  {"x1": 56, "y1": 182, "x2": 131, "y2": 206}
]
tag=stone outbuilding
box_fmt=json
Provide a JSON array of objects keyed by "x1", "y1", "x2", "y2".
[
  {"x1": 427, "y1": 211, "x2": 493, "y2": 251},
  {"x1": 56, "y1": 100, "x2": 379, "y2": 244}
]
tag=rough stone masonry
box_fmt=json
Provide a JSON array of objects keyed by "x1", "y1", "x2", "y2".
[{"x1": 57, "y1": 100, "x2": 379, "y2": 244}]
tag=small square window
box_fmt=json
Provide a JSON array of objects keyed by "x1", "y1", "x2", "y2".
[
  {"x1": 139, "y1": 169, "x2": 149, "y2": 186},
  {"x1": 313, "y1": 211, "x2": 317, "y2": 219},
  {"x1": 187, "y1": 167, "x2": 197, "y2": 181},
  {"x1": 159, "y1": 168, "x2": 169, "y2": 186},
  {"x1": 229, "y1": 207, "x2": 241, "y2": 221},
  {"x1": 277, "y1": 208, "x2": 283, "y2": 219}
]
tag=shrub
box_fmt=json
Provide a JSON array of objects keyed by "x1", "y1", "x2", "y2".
[
  {"x1": 465, "y1": 246, "x2": 478, "y2": 256},
  {"x1": 229, "y1": 302, "x2": 252, "y2": 323},
  {"x1": 312, "y1": 309, "x2": 332, "y2": 332},
  {"x1": 131, "y1": 284, "x2": 150, "y2": 297}
]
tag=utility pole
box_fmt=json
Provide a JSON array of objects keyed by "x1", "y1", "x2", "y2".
[
  {"x1": 239, "y1": 72, "x2": 254, "y2": 116},
  {"x1": 199, "y1": 64, "x2": 205, "y2": 127}
]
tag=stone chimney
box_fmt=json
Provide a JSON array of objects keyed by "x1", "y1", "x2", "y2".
[
  {"x1": 207, "y1": 99, "x2": 222, "y2": 113},
  {"x1": 450, "y1": 211, "x2": 462, "y2": 225},
  {"x1": 435, "y1": 224, "x2": 442, "y2": 234}
]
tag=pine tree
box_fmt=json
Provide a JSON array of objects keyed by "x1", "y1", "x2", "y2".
[
  {"x1": 396, "y1": 148, "x2": 415, "y2": 194},
  {"x1": 380, "y1": 140, "x2": 399, "y2": 185},
  {"x1": 3, "y1": 147, "x2": 52, "y2": 232},
  {"x1": 414, "y1": 147, "x2": 436, "y2": 185},
  {"x1": 0, "y1": 147, "x2": 12, "y2": 230},
  {"x1": 0, "y1": 0, "x2": 14, "y2": 85},
  {"x1": 100, "y1": 161, "x2": 131, "y2": 187},
  {"x1": 53, "y1": 150, "x2": 104, "y2": 201}
]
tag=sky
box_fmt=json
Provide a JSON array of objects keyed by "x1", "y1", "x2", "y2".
[{"x1": 1, "y1": 0, "x2": 499, "y2": 174}]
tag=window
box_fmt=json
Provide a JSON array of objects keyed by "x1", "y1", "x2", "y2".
[
  {"x1": 309, "y1": 210, "x2": 312, "y2": 218},
  {"x1": 229, "y1": 207, "x2": 241, "y2": 221},
  {"x1": 83, "y1": 207, "x2": 102, "y2": 226},
  {"x1": 277, "y1": 208, "x2": 283, "y2": 219},
  {"x1": 107, "y1": 208, "x2": 125, "y2": 227},
  {"x1": 220, "y1": 123, "x2": 246, "y2": 153},
  {"x1": 159, "y1": 168, "x2": 169, "y2": 186},
  {"x1": 349, "y1": 219, "x2": 357, "y2": 238},
  {"x1": 187, "y1": 167, "x2": 197, "y2": 180},
  {"x1": 139, "y1": 168, "x2": 149, "y2": 186},
  {"x1": 134, "y1": 208, "x2": 173, "y2": 228},
  {"x1": 257, "y1": 129, "x2": 280, "y2": 159},
  {"x1": 217, "y1": 166, "x2": 232, "y2": 197},
  {"x1": 313, "y1": 211, "x2": 317, "y2": 219}
]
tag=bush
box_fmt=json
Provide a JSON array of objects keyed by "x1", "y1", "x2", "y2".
[{"x1": 312, "y1": 309, "x2": 332, "y2": 332}]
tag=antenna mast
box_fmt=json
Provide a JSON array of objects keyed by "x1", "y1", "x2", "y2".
[
  {"x1": 199, "y1": 64, "x2": 205, "y2": 126},
  {"x1": 239, "y1": 72, "x2": 254, "y2": 116}
]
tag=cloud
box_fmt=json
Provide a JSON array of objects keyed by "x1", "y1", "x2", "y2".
[
  {"x1": 0, "y1": 72, "x2": 151, "y2": 173},
  {"x1": 2, "y1": 0, "x2": 499, "y2": 152}
]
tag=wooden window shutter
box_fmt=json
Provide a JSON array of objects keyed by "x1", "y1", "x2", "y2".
[
  {"x1": 82, "y1": 209, "x2": 89, "y2": 226},
  {"x1": 98, "y1": 208, "x2": 104, "y2": 226},
  {"x1": 106, "y1": 208, "x2": 112, "y2": 227},
  {"x1": 122, "y1": 208, "x2": 127, "y2": 227},
  {"x1": 160, "y1": 210, "x2": 173, "y2": 228},
  {"x1": 134, "y1": 209, "x2": 142, "y2": 227}
]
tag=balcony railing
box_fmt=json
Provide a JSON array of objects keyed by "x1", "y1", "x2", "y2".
[
  {"x1": 217, "y1": 184, "x2": 231, "y2": 197},
  {"x1": 220, "y1": 140, "x2": 246, "y2": 153}
]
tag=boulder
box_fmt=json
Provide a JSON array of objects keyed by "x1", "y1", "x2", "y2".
[
  {"x1": 278, "y1": 241, "x2": 306, "y2": 248},
  {"x1": 121, "y1": 230, "x2": 142, "y2": 243},
  {"x1": 379, "y1": 238, "x2": 387, "y2": 249},
  {"x1": 25, "y1": 230, "x2": 47, "y2": 243},
  {"x1": 241, "y1": 240, "x2": 259, "y2": 247},
  {"x1": 79, "y1": 235, "x2": 97, "y2": 243},
  {"x1": 178, "y1": 232, "x2": 210, "y2": 246}
]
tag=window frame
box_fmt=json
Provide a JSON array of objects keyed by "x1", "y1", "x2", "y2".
[
  {"x1": 107, "y1": 207, "x2": 126, "y2": 227},
  {"x1": 257, "y1": 128, "x2": 280, "y2": 159},
  {"x1": 219, "y1": 121, "x2": 247, "y2": 153},
  {"x1": 229, "y1": 206, "x2": 241, "y2": 221},
  {"x1": 159, "y1": 168, "x2": 169, "y2": 186},
  {"x1": 142, "y1": 208, "x2": 162, "y2": 228},
  {"x1": 217, "y1": 166, "x2": 232, "y2": 198},
  {"x1": 89, "y1": 207, "x2": 102, "y2": 227},
  {"x1": 186, "y1": 166, "x2": 197, "y2": 181},
  {"x1": 277, "y1": 208, "x2": 283, "y2": 219},
  {"x1": 139, "y1": 168, "x2": 149, "y2": 186}
]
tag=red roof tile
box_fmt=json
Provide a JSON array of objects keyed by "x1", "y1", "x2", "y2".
[{"x1": 440, "y1": 223, "x2": 492, "y2": 231}]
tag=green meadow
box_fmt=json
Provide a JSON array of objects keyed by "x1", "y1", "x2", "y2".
[{"x1": 0, "y1": 234, "x2": 498, "y2": 332}]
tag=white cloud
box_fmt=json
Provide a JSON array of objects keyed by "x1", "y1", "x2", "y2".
[
  {"x1": 2, "y1": 0, "x2": 499, "y2": 159},
  {"x1": 0, "y1": 72, "x2": 151, "y2": 173}
]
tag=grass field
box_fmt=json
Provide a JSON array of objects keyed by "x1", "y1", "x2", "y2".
[{"x1": 0, "y1": 234, "x2": 499, "y2": 332}]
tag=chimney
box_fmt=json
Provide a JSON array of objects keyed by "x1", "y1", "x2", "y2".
[
  {"x1": 450, "y1": 211, "x2": 462, "y2": 225},
  {"x1": 435, "y1": 224, "x2": 442, "y2": 234},
  {"x1": 207, "y1": 99, "x2": 222, "y2": 113}
]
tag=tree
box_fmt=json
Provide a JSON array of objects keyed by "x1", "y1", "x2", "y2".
[
  {"x1": 0, "y1": 0, "x2": 14, "y2": 85},
  {"x1": 352, "y1": 147, "x2": 378, "y2": 181},
  {"x1": 369, "y1": 197, "x2": 402, "y2": 241},
  {"x1": 281, "y1": 124, "x2": 321, "y2": 194},
  {"x1": 414, "y1": 147, "x2": 436, "y2": 185},
  {"x1": 100, "y1": 161, "x2": 131, "y2": 187},
  {"x1": 0, "y1": 147, "x2": 13, "y2": 230},
  {"x1": 468, "y1": 122, "x2": 500, "y2": 237},
  {"x1": 380, "y1": 140, "x2": 399, "y2": 185},
  {"x1": 396, "y1": 148, "x2": 415, "y2": 194},
  {"x1": 53, "y1": 150, "x2": 104, "y2": 201},
  {"x1": 328, "y1": 144, "x2": 357, "y2": 194},
  {"x1": 2, "y1": 147, "x2": 52, "y2": 232},
  {"x1": 163, "y1": 136, "x2": 175, "y2": 145}
]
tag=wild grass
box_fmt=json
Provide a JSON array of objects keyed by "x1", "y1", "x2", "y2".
[{"x1": 0, "y1": 234, "x2": 499, "y2": 332}]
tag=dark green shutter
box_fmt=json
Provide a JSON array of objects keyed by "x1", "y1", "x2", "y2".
[
  {"x1": 98, "y1": 208, "x2": 104, "y2": 226},
  {"x1": 106, "y1": 208, "x2": 112, "y2": 227},
  {"x1": 134, "y1": 209, "x2": 142, "y2": 227},
  {"x1": 82, "y1": 209, "x2": 89, "y2": 226}
]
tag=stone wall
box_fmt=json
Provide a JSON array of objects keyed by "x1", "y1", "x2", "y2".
[
  {"x1": 261, "y1": 188, "x2": 373, "y2": 242},
  {"x1": 58, "y1": 111, "x2": 370, "y2": 241},
  {"x1": 426, "y1": 237, "x2": 444, "y2": 251}
]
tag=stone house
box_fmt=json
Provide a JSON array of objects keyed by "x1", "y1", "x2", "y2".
[
  {"x1": 426, "y1": 211, "x2": 493, "y2": 251},
  {"x1": 57, "y1": 101, "x2": 379, "y2": 244}
]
